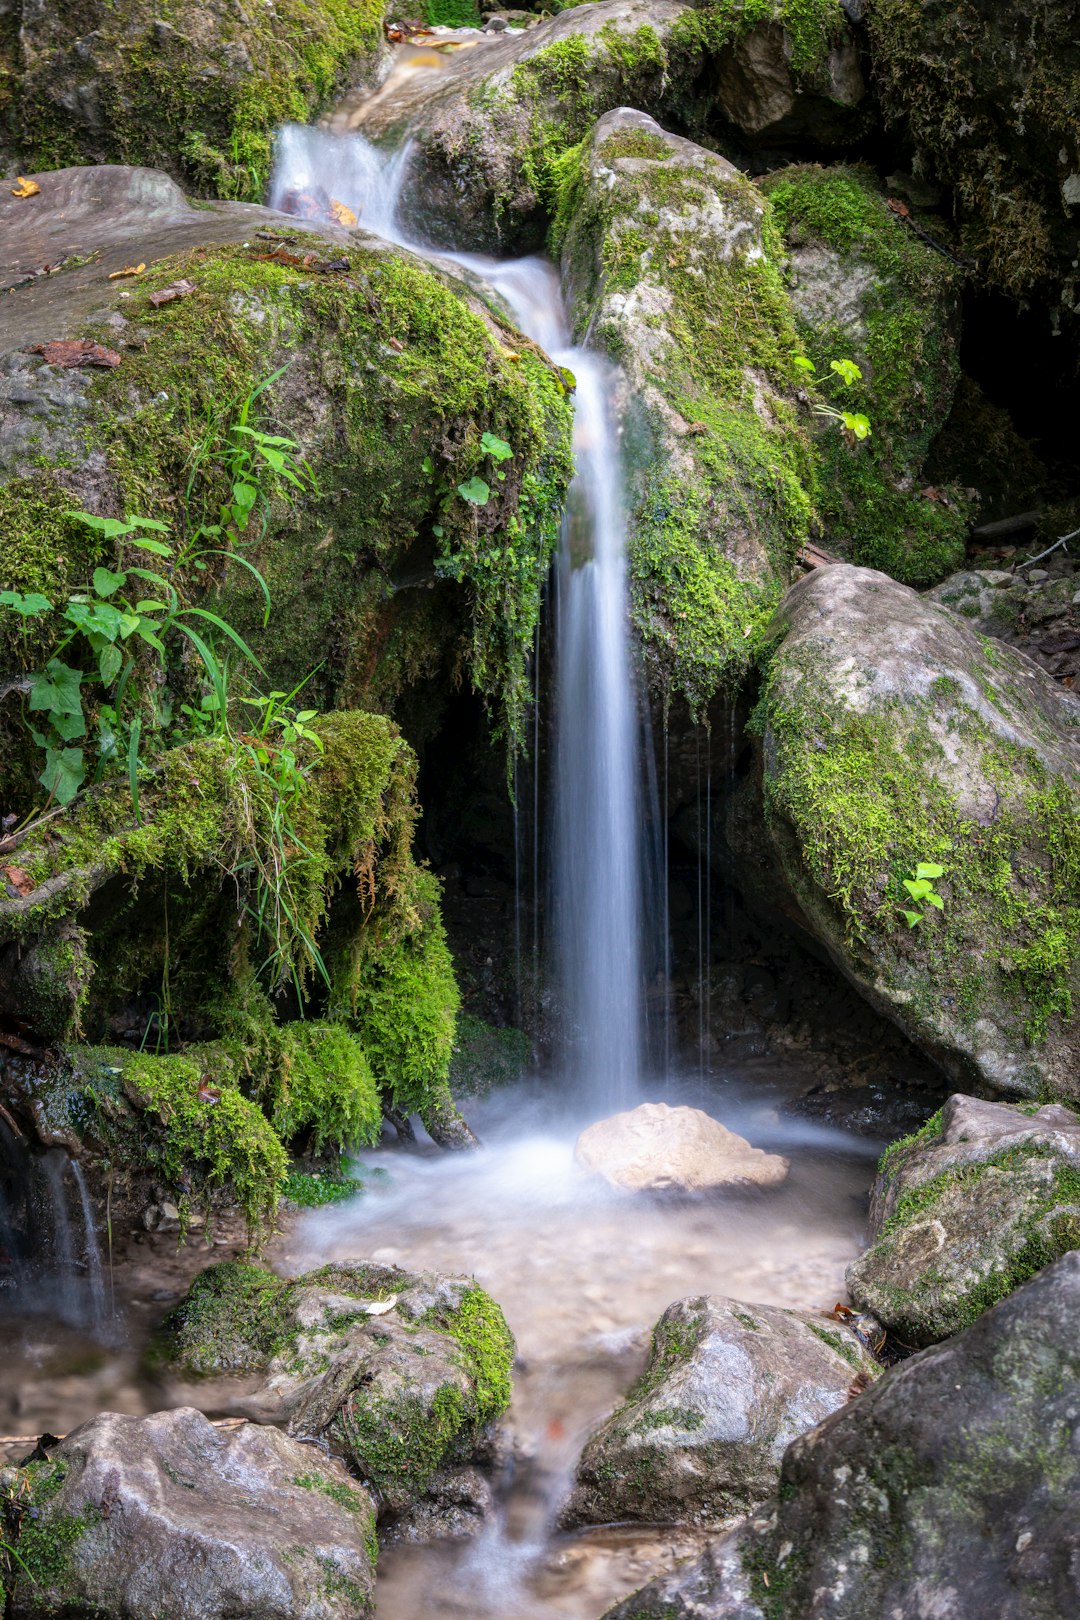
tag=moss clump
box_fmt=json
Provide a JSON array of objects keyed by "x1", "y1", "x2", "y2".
[
  {"x1": 423, "y1": 1285, "x2": 515, "y2": 1424},
  {"x1": 8, "y1": 0, "x2": 385, "y2": 199},
  {"x1": 283, "y1": 1162, "x2": 368, "y2": 1207},
  {"x1": 160, "y1": 1260, "x2": 291, "y2": 1374},
  {"x1": 553, "y1": 124, "x2": 815, "y2": 711},
  {"x1": 763, "y1": 164, "x2": 968, "y2": 586},
  {"x1": 448, "y1": 1014, "x2": 530, "y2": 1098},
  {"x1": 1, "y1": 1459, "x2": 98, "y2": 1601}
]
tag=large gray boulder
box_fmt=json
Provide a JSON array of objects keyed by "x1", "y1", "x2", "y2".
[
  {"x1": 554, "y1": 107, "x2": 815, "y2": 713},
  {"x1": 162, "y1": 1260, "x2": 513, "y2": 1520},
  {"x1": 349, "y1": 0, "x2": 863, "y2": 253},
  {"x1": 605, "y1": 1252, "x2": 1080, "y2": 1619},
  {"x1": 847, "y1": 1092, "x2": 1080, "y2": 1345},
  {"x1": 1, "y1": 1407, "x2": 377, "y2": 1619},
  {"x1": 562, "y1": 1294, "x2": 876, "y2": 1528},
  {"x1": 746, "y1": 563, "x2": 1080, "y2": 1102}
]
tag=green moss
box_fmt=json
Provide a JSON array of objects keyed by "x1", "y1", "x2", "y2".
[
  {"x1": 879, "y1": 1107, "x2": 945, "y2": 1182},
  {"x1": 10, "y1": 0, "x2": 385, "y2": 199},
  {"x1": 806, "y1": 1320, "x2": 864, "y2": 1369},
  {"x1": 160, "y1": 1260, "x2": 290, "y2": 1374},
  {"x1": 423, "y1": 0, "x2": 483, "y2": 23},
  {"x1": 763, "y1": 164, "x2": 967, "y2": 586},
  {"x1": 423, "y1": 1284, "x2": 515, "y2": 1424},
  {"x1": 448, "y1": 1014, "x2": 530, "y2": 1098},
  {"x1": 283, "y1": 1161, "x2": 368, "y2": 1207}
]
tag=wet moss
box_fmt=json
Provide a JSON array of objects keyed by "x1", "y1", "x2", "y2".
[
  {"x1": 160, "y1": 1260, "x2": 291, "y2": 1374},
  {"x1": 423, "y1": 1284, "x2": 515, "y2": 1424},
  {"x1": 448, "y1": 1014, "x2": 530, "y2": 1098}
]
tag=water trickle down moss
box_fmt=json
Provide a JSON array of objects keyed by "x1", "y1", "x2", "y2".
[
  {"x1": 762, "y1": 163, "x2": 970, "y2": 586},
  {"x1": 553, "y1": 127, "x2": 816, "y2": 714}
]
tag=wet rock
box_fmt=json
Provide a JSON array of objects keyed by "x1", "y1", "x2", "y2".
[
  {"x1": 0, "y1": 1407, "x2": 376, "y2": 1619},
  {"x1": 562, "y1": 1294, "x2": 876, "y2": 1529},
  {"x1": 383, "y1": 1464, "x2": 495, "y2": 1543},
  {"x1": 574, "y1": 1103, "x2": 788, "y2": 1194},
  {"x1": 555, "y1": 107, "x2": 815, "y2": 711},
  {"x1": 743, "y1": 563, "x2": 1080, "y2": 1103},
  {"x1": 847, "y1": 1092, "x2": 1080, "y2": 1345},
  {"x1": 606, "y1": 1252, "x2": 1080, "y2": 1619},
  {"x1": 161, "y1": 1260, "x2": 514, "y2": 1522}
]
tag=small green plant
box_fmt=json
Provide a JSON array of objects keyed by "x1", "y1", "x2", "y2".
[
  {"x1": 794, "y1": 353, "x2": 872, "y2": 441},
  {"x1": 901, "y1": 861, "x2": 945, "y2": 927}
]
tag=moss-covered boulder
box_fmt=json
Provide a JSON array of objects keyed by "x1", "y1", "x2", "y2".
[
  {"x1": 763, "y1": 163, "x2": 970, "y2": 586},
  {"x1": 561, "y1": 1294, "x2": 877, "y2": 1529},
  {"x1": 0, "y1": 0, "x2": 387, "y2": 199},
  {"x1": 847, "y1": 1093, "x2": 1080, "y2": 1346},
  {"x1": 606, "y1": 1251, "x2": 1080, "y2": 1619},
  {"x1": 0, "y1": 166, "x2": 573, "y2": 778},
  {"x1": 865, "y1": 0, "x2": 1080, "y2": 311},
  {"x1": 0, "y1": 1407, "x2": 378, "y2": 1619},
  {"x1": 355, "y1": 0, "x2": 864, "y2": 253},
  {"x1": 163, "y1": 1259, "x2": 514, "y2": 1519},
  {"x1": 554, "y1": 107, "x2": 815, "y2": 712},
  {"x1": 748, "y1": 563, "x2": 1080, "y2": 1101}
]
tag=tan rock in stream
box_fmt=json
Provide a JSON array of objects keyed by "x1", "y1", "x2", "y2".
[{"x1": 574, "y1": 1102, "x2": 788, "y2": 1193}]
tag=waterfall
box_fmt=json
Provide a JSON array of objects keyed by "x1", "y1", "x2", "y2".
[{"x1": 269, "y1": 128, "x2": 647, "y2": 1111}]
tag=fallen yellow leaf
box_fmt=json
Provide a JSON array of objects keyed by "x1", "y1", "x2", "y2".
[
  {"x1": 329, "y1": 198, "x2": 358, "y2": 228},
  {"x1": 108, "y1": 262, "x2": 146, "y2": 280},
  {"x1": 11, "y1": 177, "x2": 40, "y2": 199}
]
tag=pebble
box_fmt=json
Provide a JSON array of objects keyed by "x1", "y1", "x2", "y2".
[{"x1": 1028, "y1": 568, "x2": 1050, "y2": 582}]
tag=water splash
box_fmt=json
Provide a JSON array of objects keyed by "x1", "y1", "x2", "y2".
[{"x1": 269, "y1": 124, "x2": 413, "y2": 245}]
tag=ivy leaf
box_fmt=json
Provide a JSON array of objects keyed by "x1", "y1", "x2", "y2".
[
  {"x1": 0, "y1": 589, "x2": 52, "y2": 616},
  {"x1": 457, "y1": 476, "x2": 491, "y2": 506},
  {"x1": 916, "y1": 862, "x2": 944, "y2": 880},
  {"x1": 830, "y1": 358, "x2": 863, "y2": 386},
  {"x1": 99, "y1": 644, "x2": 123, "y2": 686},
  {"x1": 92, "y1": 566, "x2": 127, "y2": 598},
  {"x1": 28, "y1": 659, "x2": 84, "y2": 717},
  {"x1": 924, "y1": 892, "x2": 945, "y2": 911},
  {"x1": 841, "y1": 411, "x2": 872, "y2": 440},
  {"x1": 480, "y1": 431, "x2": 513, "y2": 461},
  {"x1": 903, "y1": 877, "x2": 932, "y2": 901},
  {"x1": 792, "y1": 354, "x2": 816, "y2": 374},
  {"x1": 40, "y1": 746, "x2": 85, "y2": 806},
  {"x1": 902, "y1": 909, "x2": 924, "y2": 929}
]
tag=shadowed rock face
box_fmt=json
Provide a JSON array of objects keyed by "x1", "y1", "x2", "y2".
[
  {"x1": 604, "y1": 1252, "x2": 1080, "y2": 1620},
  {"x1": 574, "y1": 1103, "x2": 789, "y2": 1193},
  {"x1": 742, "y1": 563, "x2": 1080, "y2": 1101},
  {"x1": 847, "y1": 1092, "x2": 1080, "y2": 1345},
  {"x1": 562, "y1": 1293, "x2": 875, "y2": 1529},
  {"x1": 1, "y1": 1407, "x2": 377, "y2": 1619}
]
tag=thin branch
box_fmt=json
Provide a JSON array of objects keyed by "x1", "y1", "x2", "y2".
[{"x1": 1020, "y1": 526, "x2": 1080, "y2": 569}]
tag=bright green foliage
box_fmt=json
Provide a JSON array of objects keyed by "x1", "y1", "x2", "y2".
[
  {"x1": 86, "y1": 1047, "x2": 288, "y2": 1236},
  {"x1": 901, "y1": 861, "x2": 946, "y2": 928},
  {"x1": 159, "y1": 1260, "x2": 293, "y2": 1373},
  {"x1": 283, "y1": 1162, "x2": 368, "y2": 1206},
  {"x1": 423, "y1": 0, "x2": 483, "y2": 24},
  {"x1": 448, "y1": 1014, "x2": 530, "y2": 1097},
  {"x1": 8, "y1": 0, "x2": 386, "y2": 198},
  {"x1": 423, "y1": 1285, "x2": 515, "y2": 1425},
  {"x1": 764, "y1": 165, "x2": 969, "y2": 586}
]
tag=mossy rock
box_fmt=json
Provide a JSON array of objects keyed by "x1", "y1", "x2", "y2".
[
  {"x1": 562, "y1": 1293, "x2": 877, "y2": 1529},
  {"x1": 848, "y1": 1092, "x2": 1080, "y2": 1345},
  {"x1": 749, "y1": 563, "x2": 1080, "y2": 1101},
  {"x1": 605, "y1": 1253, "x2": 1080, "y2": 1620},
  {"x1": 162, "y1": 1259, "x2": 515, "y2": 1513},
  {"x1": 553, "y1": 108, "x2": 815, "y2": 712},
  {"x1": 447, "y1": 1013, "x2": 530, "y2": 1098},
  {"x1": 355, "y1": 0, "x2": 861, "y2": 253},
  {"x1": 865, "y1": 0, "x2": 1080, "y2": 309},
  {"x1": 763, "y1": 162, "x2": 970, "y2": 586},
  {"x1": 1, "y1": 0, "x2": 387, "y2": 199}
]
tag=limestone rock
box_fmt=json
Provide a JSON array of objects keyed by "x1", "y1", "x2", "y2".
[
  {"x1": 562, "y1": 1294, "x2": 876, "y2": 1528},
  {"x1": 574, "y1": 1103, "x2": 788, "y2": 1193},
  {"x1": 1, "y1": 1407, "x2": 376, "y2": 1619},
  {"x1": 744, "y1": 563, "x2": 1080, "y2": 1102},
  {"x1": 555, "y1": 107, "x2": 815, "y2": 712},
  {"x1": 847, "y1": 1092, "x2": 1080, "y2": 1344},
  {"x1": 605, "y1": 1253, "x2": 1080, "y2": 1619},
  {"x1": 162, "y1": 1260, "x2": 514, "y2": 1519}
]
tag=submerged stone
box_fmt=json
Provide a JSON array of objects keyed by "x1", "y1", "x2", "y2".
[
  {"x1": 562, "y1": 1293, "x2": 876, "y2": 1529},
  {"x1": 574, "y1": 1103, "x2": 788, "y2": 1193},
  {"x1": 0, "y1": 1407, "x2": 377, "y2": 1619}
]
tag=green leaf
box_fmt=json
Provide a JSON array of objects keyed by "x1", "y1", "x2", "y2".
[
  {"x1": 28, "y1": 659, "x2": 84, "y2": 717},
  {"x1": 131, "y1": 535, "x2": 174, "y2": 558},
  {"x1": 457, "y1": 476, "x2": 490, "y2": 506},
  {"x1": 792, "y1": 354, "x2": 816, "y2": 374},
  {"x1": 902, "y1": 909, "x2": 923, "y2": 929},
  {"x1": 51, "y1": 707, "x2": 87, "y2": 742},
  {"x1": 40, "y1": 746, "x2": 85, "y2": 806},
  {"x1": 480, "y1": 431, "x2": 513, "y2": 462},
  {"x1": 0, "y1": 589, "x2": 52, "y2": 617},
  {"x1": 99, "y1": 644, "x2": 123, "y2": 686},
  {"x1": 92, "y1": 567, "x2": 126, "y2": 598},
  {"x1": 841, "y1": 411, "x2": 872, "y2": 440},
  {"x1": 916, "y1": 862, "x2": 944, "y2": 880},
  {"x1": 830, "y1": 358, "x2": 862, "y2": 386},
  {"x1": 903, "y1": 877, "x2": 932, "y2": 901},
  {"x1": 925, "y1": 892, "x2": 945, "y2": 911},
  {"x1": 421, "y1": 455, "x2": 434, "y2": 476},
  {"x1": 127, "y1": 715, "x2": 142, "y2": 819}
]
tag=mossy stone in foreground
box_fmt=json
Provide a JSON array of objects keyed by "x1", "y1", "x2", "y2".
[
  {"x1": 162, "y1": 1260, "x2": 515, "y2": 1513},
  {"x1": 848, "y1": 1092, "x2": 1080, "y2": 1345},
  {"x1": 750, "y1": 564, "x2": 1080, "y2": 1102}
]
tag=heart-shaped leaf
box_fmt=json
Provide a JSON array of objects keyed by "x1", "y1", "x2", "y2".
[
  {"x1": 916, "y1": 862, "x2": 944, "y2": 880},
  {"x1": 457, "y1": 476, "x2": 491, "y2": 506},
  {"x1": 92, "y1": 566, "x2": 127, "y2": 598}
]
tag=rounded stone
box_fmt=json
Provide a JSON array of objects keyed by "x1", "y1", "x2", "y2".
[{"x1": 573, "y1": 1102, "x2": 789, "y2": 1193}]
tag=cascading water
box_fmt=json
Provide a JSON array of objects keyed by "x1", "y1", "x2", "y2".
[{"x1": 268, "y1": 126, "x2": 648, "y2": 1109}]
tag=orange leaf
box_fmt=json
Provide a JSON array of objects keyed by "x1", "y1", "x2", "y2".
[
  {"x1": 29, "y1": 338, "x2": 122, "y2": 369},
  {"x1": 11, "y1": 177, "x2": 40, "y2": 199},
  {"x1": 329, "y1": 198, "x2": 358, "y2": 228},
  {"x1": 1, "y1": 864, "x2": 34, "y2": 897},
  {"x1": 108, "y1": 262, "x2": 146, "y2": 280}
]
